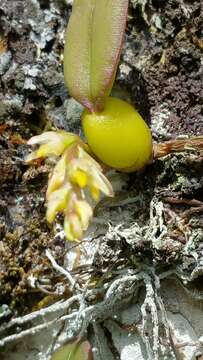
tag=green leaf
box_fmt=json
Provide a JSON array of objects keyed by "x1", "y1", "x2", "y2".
[
  {"x1": 64, "y1": 0, "x2": 129, "y2": 112},
  {"x1": 51, "y1": 341, "x2": 92, "y2": 360}
]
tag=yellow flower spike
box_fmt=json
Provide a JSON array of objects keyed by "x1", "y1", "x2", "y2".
[
  {"x1": 27, "y1": 130, "x2": 114, "y2": 241},
  {"x1": 75, "y1": 200, "x2": 93, "y2": 229},
  {"x1": 46, "y1": 153, "x2": 67, "y2": 198},
  {"x1": 26, "y1": 131, "x2": 79, "y2": 161},
  {"x1": 46, "y1": 185, "x2": 71, "y2": 223}
]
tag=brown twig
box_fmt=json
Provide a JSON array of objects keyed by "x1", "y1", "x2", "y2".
[
  {"x1": 153, "y1": 136, "x2": 203, "y2": 159},
  {"x1": 183, "y1": 206, "x2": 203, "y2": 219},
  {"x1": 163, "y1": 197, "x2": 203, "y2": 207}
]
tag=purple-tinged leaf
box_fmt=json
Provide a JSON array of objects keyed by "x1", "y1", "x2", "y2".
[{"x1": 64, "y1": 0, "x2": 129, "y2": 112}]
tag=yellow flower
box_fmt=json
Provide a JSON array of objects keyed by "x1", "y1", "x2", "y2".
[
  {"x1": 63, "y1": 198, "x2": 93, "y2": 241},
  {"x1": 69, "y1": 146, "x2": 114, "y2": 199},
  {"x1": 75, "y1": 200, "x2": 93, "y2": 230},
  {"x1": 46, "y1": 184, "x2": 71, "y2": 223},
  {"x1": 46, "y1": 153, "x2": 67, "y2": 198},
  {"x1": 70, "y1": 169, "x2": 88, "y2": 188},
  {"x1": 64, "y1": 213, "x2": 82, "y2": 242},
  {"x1": 26, "y1": 131, "x2": 79, "y2": 162}
]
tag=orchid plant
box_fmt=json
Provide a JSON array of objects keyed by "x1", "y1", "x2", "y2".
[
  {"x1": 27, "y1": 0, "x2": 131, "y2": 241},
  {"x1": 27, "y1": 0, "x2": 203, "y2": 241}
]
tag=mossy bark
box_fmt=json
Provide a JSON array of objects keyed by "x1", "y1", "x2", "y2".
[{"x1": 0, "y1": 0, "x2": 202, "y2": 359}]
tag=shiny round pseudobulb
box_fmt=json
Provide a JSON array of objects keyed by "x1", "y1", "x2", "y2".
[{"x1": 82, "y1": 97, "x2": 152, "y2": 172}]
